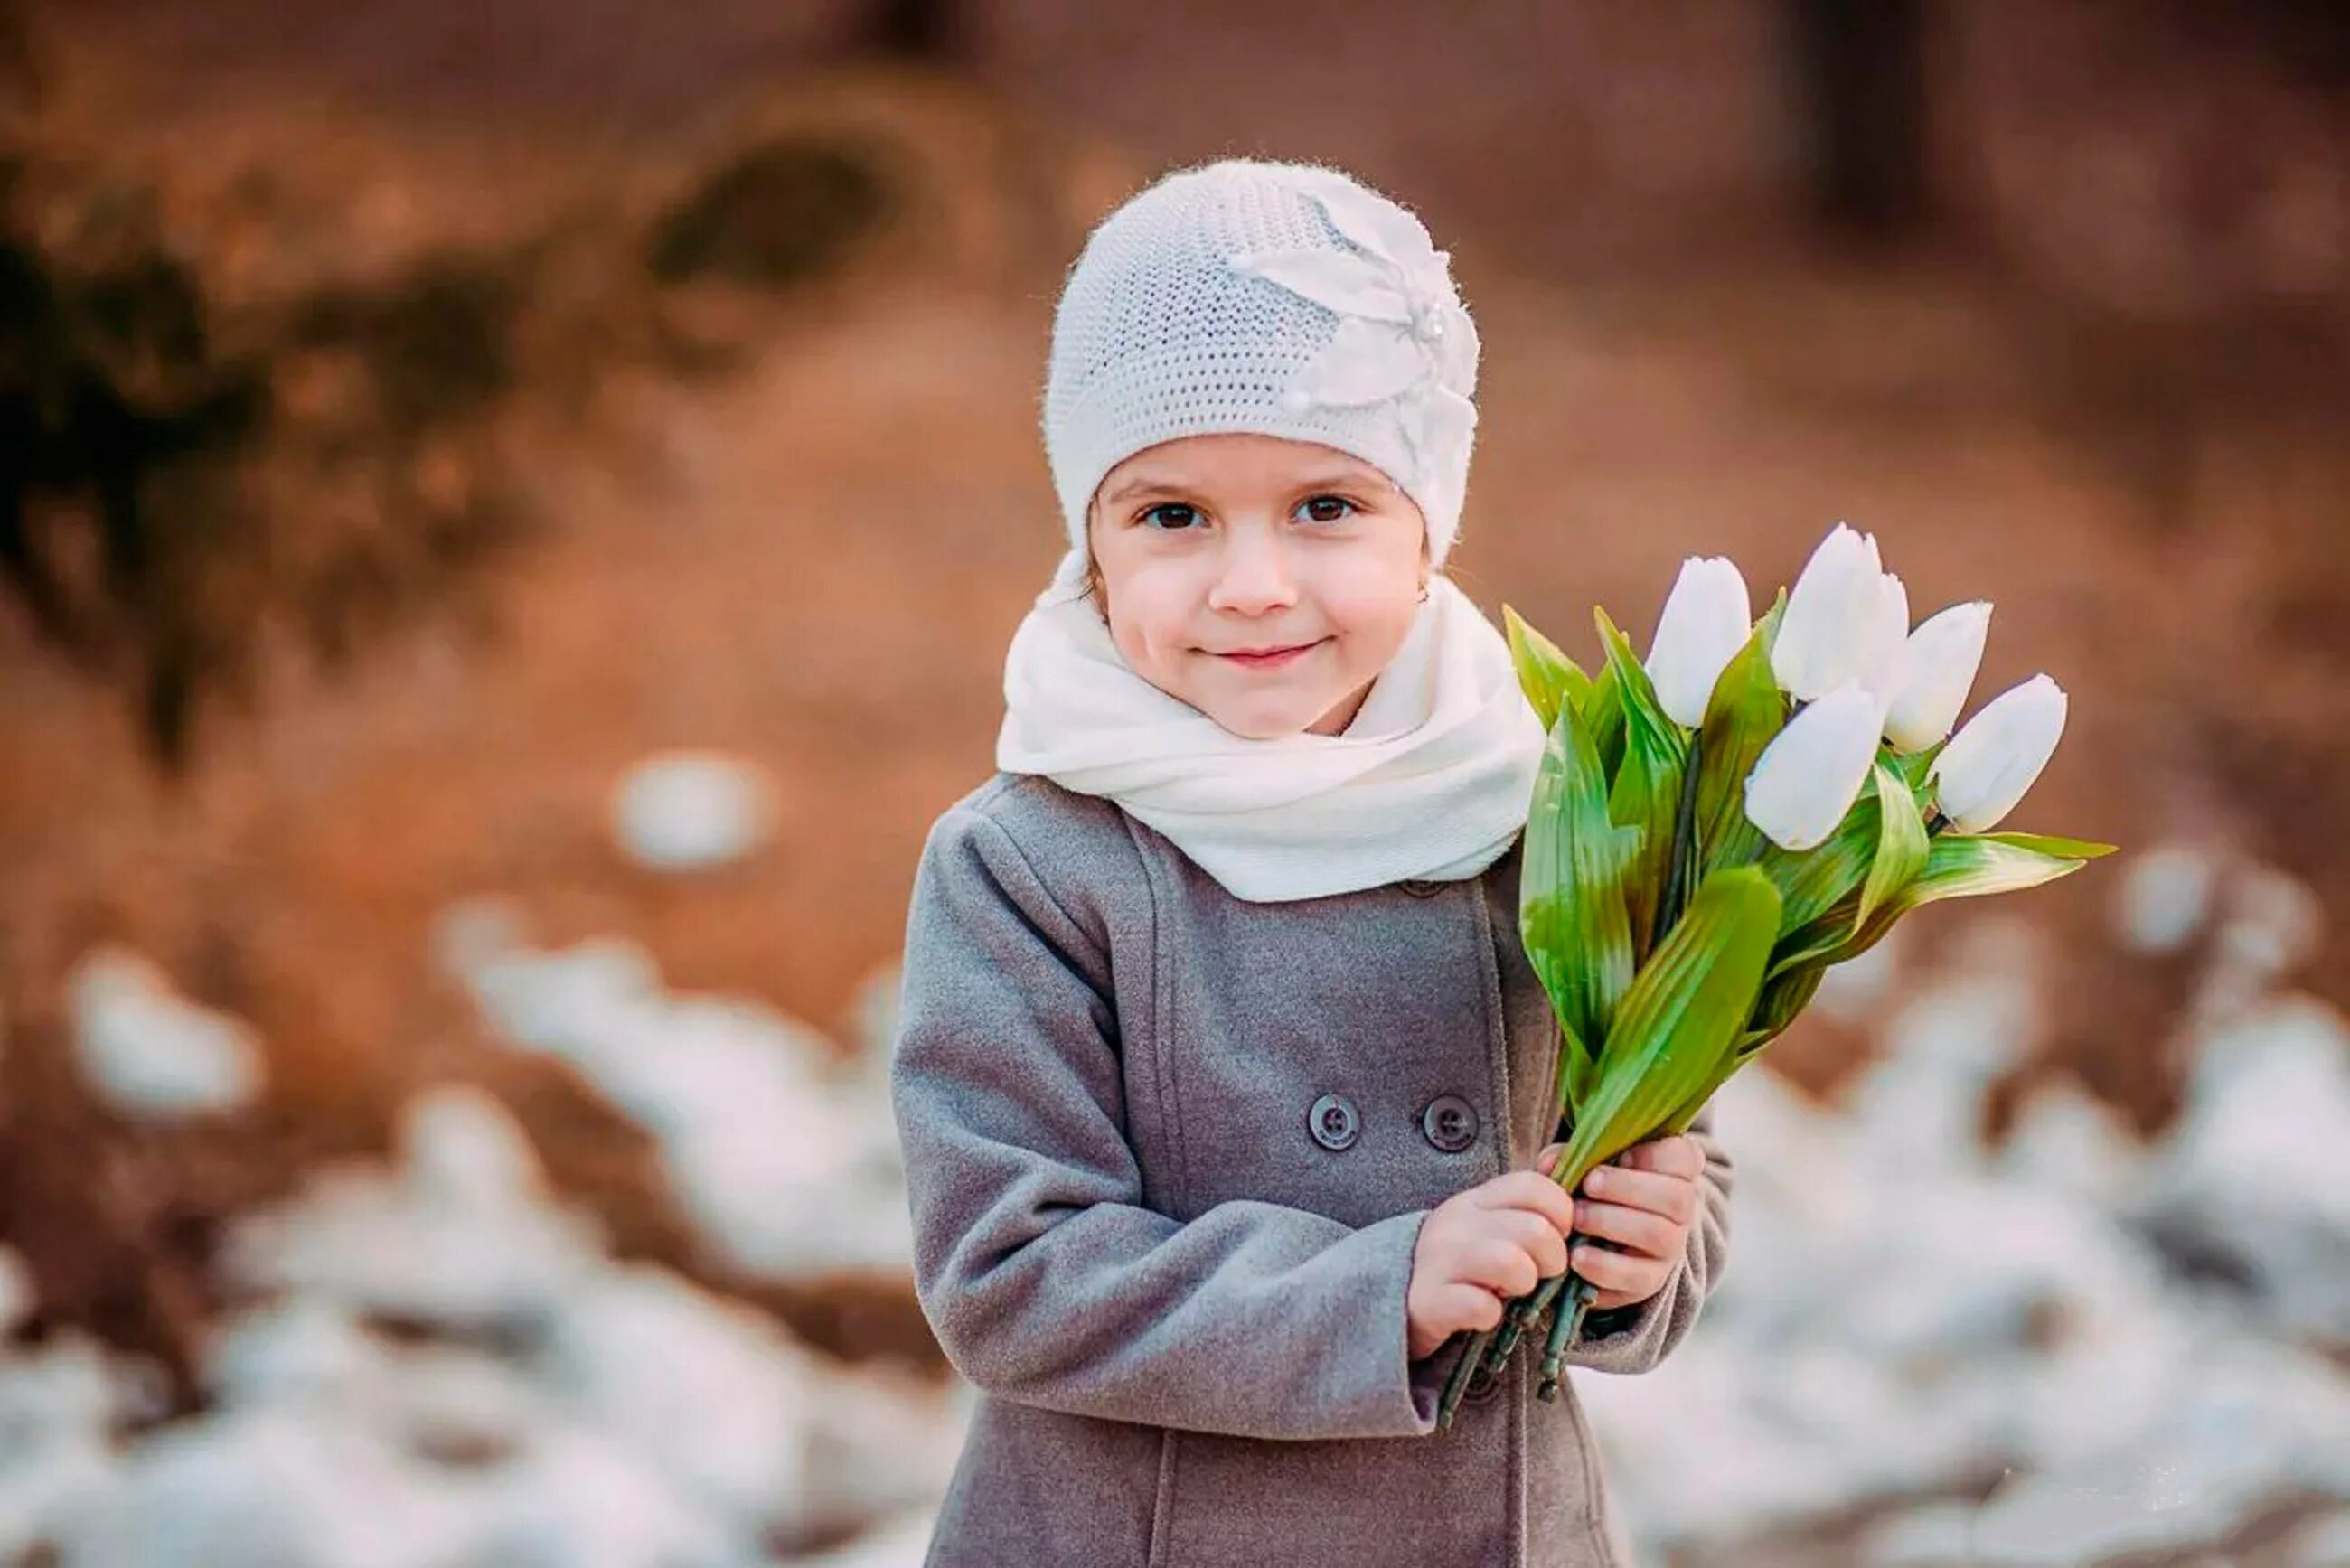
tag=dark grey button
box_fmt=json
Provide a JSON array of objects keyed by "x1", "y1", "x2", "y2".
[
  {"x1": 1463, "y1": 1360, "x2": 1500, "y2": 1404},
  {"x1": 1308, "y1": 1093, "x2": 1359, "y2": 1151},
  {"x1": 1420, "y1": 1094, "x2": 1480, "y2": 1153},
  {"x1": 1399, "y1": 879, "x2": 1443, "y2": 897}
]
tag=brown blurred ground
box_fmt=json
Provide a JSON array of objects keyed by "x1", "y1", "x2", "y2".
[{"x1": 3, "y1": 2, "x2": 2347, "y2": 1384}]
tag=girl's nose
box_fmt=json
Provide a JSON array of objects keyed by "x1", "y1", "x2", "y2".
[{"x1": 1206, "y1": 530, "x2": 1299, "y2": 614}]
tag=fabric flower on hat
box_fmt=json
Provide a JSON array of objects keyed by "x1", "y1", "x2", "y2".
[{"x1": 1224, "y1": 175, "x2": 1480, "y2": 526}]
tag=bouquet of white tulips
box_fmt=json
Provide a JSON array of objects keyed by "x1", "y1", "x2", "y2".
[{"x1": 1435, "y1": 521, "x2": 2113, "y2": 1427}]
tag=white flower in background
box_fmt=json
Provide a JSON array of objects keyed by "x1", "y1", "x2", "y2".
[
  {"x1": 1646, "y1": 555, "x2": 1753, "y2": 728},
  {"x1": 1224, "y1": 174, "x2": 1479, "y2": 515},
  {"x1": 1744, "y1": 681, "x2": 1885, "y2": 851},
  {"x1": 1930, "y1": 674, "x2": 2069, "y2": 832},
  {"x1": 1771, "y1": 522, "x2": 1896, "y2": 702},
  {"x1": 1885, "y1": 601, "x2": 1993, "y2": 753}
]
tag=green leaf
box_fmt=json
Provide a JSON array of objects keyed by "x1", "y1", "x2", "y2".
[
  {"x1": 1593, "y1": 605, "x2": 1689, "y2": 769},
  {"x1": 1764, "y1": 908, "x2": 1852, "y2": 981},
  {"x1": 1553, "y1": 1019, "x2": 1596, "y2": 1124},
  {"x1": 1755, "y1": 789, "x2": 1882, "y2": 935},
  {"x1": 1756, "y1": 586, "x2": 1789, "y2": 658},
  {"x1": 1550, "y1": 867, "x2": 1781, "y2": 1194},
  {"x1": 1893, "y1": 737, "x2": 1947, "y2": 793},
  {"x1": 1579, "y1": 659, "x2": 1626, "y2": 783},
  {"x1": 1608, "y1": 738, "x2": 1675, "y2": 964},
  {"x1": 1856, "y1": 762, "x2": 1931, "y2": 932},
  {"x1": 1747, "y1": 961, "x2": 1825, "y2": 1044},
  {"x1": 1520, "y1": 702, "x2": 1640, "y2": 1075},
  {"x1": 1663, "y1": 958, "x2": 1819, "y2": 1132},
  {"x1": 1502, "y1": 605, "x2": 1592, "y2": 737},
  {"x1": 1776, "y1": 830, "x2": 2099, "y2": 982},
  {"x1": 1593, "y1": 604, "x2": 1691, "y2": 958},
  {"x1": 1977, "y1": 831, "x2": 2119, "y2": 859},
  {"x1": 1692, "y1": 621, "x2": 1788, "y2": 878}
]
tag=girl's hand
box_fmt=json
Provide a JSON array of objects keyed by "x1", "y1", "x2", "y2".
[
  {"x1": 1536, "y1": 1135, "x2": 1704, "y2": 1313},
  {"x1": 1405, "y1": 1171, "x2": 1574, "y2": 1360}
]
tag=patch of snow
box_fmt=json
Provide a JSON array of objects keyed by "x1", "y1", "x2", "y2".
[
  {"x1": 610, "y1": 751, "x2": 776, "y2": 872},
  {"x1": 66, "y1": 945, "x2": 265, "y2": 1120},
  {"x1": 2111, "y1": 841, "x2": 2220, "y2": 955},
  {"x1": 438, "y1": 919, "x2": 913, "y2": 1284}
]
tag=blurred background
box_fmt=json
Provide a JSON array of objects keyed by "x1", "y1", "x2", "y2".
[{"x1": 2, "y1": 1, "x2": 2347, "y2": 1563}]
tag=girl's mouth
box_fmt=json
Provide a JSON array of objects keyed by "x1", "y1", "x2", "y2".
[{"x1": 1216, "y1": 639, "x2": 1326, "y2": 669}]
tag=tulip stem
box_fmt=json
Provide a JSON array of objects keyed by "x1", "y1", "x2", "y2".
[
  {"x1": 1536, "y1": 1274, "x2": 1601, "y2": 1401},
  {"x1": 1483, "y1": 1272, "x2": 1569, "y2": 1376},
  {"x1": 1436, "y1": 1327, "x2": 1495, "y2": 1430}
]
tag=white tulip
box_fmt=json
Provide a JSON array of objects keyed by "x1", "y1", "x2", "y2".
[
  {"x1": 1743, "y1": 681, "x2": 1885, "y2": 851},
  {"x1": 1930, "y1": 674, "x2": 2068, "y2": 832},
  {"x1": 1885, "y1": 601, "x2": 1992, "y2": 753},
  {"x1": 1856, "y1": 571, "x2": 1912, "y2": 709},
  {"x1": 1646, "y1": 555, "x2": 1753, "y2": 728},
  {"x1": 1771, "y1": 522, "x2": 1889, "y2": 700}
]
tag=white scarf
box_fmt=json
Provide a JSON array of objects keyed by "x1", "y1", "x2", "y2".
[{"x1": 996, "y1": 548, "x2": 1547, "y2": 903}]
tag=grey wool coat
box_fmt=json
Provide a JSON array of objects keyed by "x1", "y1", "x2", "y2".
[{"x1": 888, "y1": 771, "x2": 1734, "y2": 1568}]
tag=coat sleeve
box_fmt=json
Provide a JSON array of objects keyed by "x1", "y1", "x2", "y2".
[
  {"x1": 1556, "y1": 1099, "x2": 1732, "y2": 1376},
  {"x1": 888, "y1": 803, "x2": 1445, "y2": 1442}
]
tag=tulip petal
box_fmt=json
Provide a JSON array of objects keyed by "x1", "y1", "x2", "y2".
[
  {"x1": 1647, "y1": 556, "x2": 1753, "y2": 728},
  {"x1": 1743, "y1": 681, "x2": 1882, "y2": 852},
  {"x1": 1771, "y1": 523, "x2": 1881, "y2": 700},
  {"x1": 1885, "y1": 601, "x2": 1991, "y2": 753},
  {"x1": 1858, "y1": 572, "x2": 1913, "y2": 710},
  {"x1": 1932, "y1": 674, "x2": 2068, "y2": 832}
]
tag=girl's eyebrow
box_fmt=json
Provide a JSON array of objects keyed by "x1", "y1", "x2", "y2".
[
  {"x1": 1101, "y1": 469, "x2": 1378, "y2": 505},
  {"x1": 1099, "y1": 474, "x2": 1185, "y2": 505}
]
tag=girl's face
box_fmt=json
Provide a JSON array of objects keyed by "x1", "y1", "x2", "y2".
[{"x1": 1084, "y1": 433, "x2": 1429, "y2": 740}]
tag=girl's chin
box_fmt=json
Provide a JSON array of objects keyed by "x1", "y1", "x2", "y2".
[{"x1": 1198, "y1": 695, "x2": 1327, "y2": 740}]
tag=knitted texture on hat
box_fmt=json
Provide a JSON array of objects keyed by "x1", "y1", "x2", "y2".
[{"x1": 1042, "y1": 159, "x2": 1481, "y2": 568}]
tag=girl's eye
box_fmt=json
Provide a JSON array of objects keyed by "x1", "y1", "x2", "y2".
[
  {"x1": 1295, "y1": 494, "x2": 1358, "y2": 524},
  {"x1": 1139, "y1": 502, "x2": 1202, "y2": 530}
]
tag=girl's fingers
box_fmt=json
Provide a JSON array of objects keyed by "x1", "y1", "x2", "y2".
[
  {"x1": 1480, "y1": 1170, "x2": 1576, "y2": 1235},
  {"x1": 1536, "y1": 1141, "x2": 1565, "y2": 1177},
  {"x1": 1571, "y1": 1198, "x2": 1682, "y2": 1260},
  {"x1": 1570, "y1": 1242, "x2": 1668, "y2": 1296},
  {"x1": 1441, "y1": 1282, "x2": 1507, "y2": 1333},
  {"x1": 1578, "y1": 1164, "x2": 1699, "y2": 1225},
  {"x1": 1461, "y1": 1235, "x2": 1541, "y2": 1300},
  {"x1": 1615, "y1": 1134, "x2": 1706, "y2": 1178},
  {"x1": 1493, "y1": 1207, "x2": 1571, "y2": 1279}
]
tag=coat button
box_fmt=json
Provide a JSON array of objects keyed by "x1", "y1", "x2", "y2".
[
  {"x1": 1308, "y1": 1094, "x2": 1360, "y2": 1151},
  {"x1": 1399, "y1": 879, "x2": 1443, "y2": 897},
  {"x1": 1420, "y1": 1094, "x2": 1480, "y2": 1153},
  {"x1": 1463, "y1": 1361, "x2": 1500, "y2": 1404}
]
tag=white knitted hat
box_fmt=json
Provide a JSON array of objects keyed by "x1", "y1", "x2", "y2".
[{"x1": 1042, "y1": 158, "x2": 1481, "y2": 569}]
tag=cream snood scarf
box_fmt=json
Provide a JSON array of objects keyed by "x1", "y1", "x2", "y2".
[{"x1": 996, "y1": 548, "x2": 1547, "y2": 903}]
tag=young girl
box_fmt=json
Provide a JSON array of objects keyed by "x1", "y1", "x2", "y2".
[{"x1": 889, "y1": 158, "x2": 1731, "y2": 1568}]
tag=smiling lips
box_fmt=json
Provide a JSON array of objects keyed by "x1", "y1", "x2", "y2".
[{"x1": 1215, "y1": 639, "x2": 1326, "y2": 669}]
